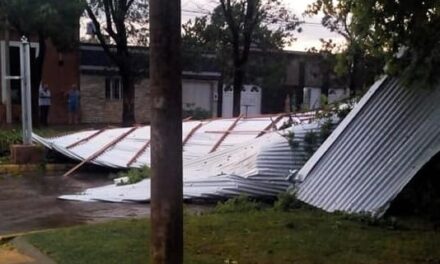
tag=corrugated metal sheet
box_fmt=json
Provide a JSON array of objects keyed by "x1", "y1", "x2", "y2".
[{"x1": 295, "y1": 77, "x2": 440, "y2": 217}]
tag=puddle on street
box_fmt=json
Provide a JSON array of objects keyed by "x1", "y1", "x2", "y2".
[{"x1": 0, "y1": 172, "x2": 210, "y2": 236}]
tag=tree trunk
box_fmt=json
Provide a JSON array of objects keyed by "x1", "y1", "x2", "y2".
[
  {"x1": 232, "y1": 64, "x2": 244, "y2": 117},
  {"x1": 217, "y1": 76, "x2": 224, "y2": 117},
  {"x1": 349, "y1": 52, "x2": 359, "y2": 97},
  {"x1": 150, "y1": 0, "x2": 183, "y2": 263},
  {"x1": 322, "y1": 65, "x2": 330, "y2": 99},
  {"x1": 121, "y1": 70, "x2": 135, "y2": 126},
  {"x1": 296, "y1": 61, "x2": 305, "y2": 110},
  {"x1": 31, "y1": 34, "x2": 46, "y2": 127}
]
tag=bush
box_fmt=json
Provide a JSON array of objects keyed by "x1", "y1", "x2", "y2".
[
  {"x1": 0, "y1": 129, "x2": 22, "y2": 156},
  {"x1": 215, "y1": 195, "x2": 263, "y2": 213},
  {"x1": 334, "y1": 211, "x2": 400, "y2": 229}
]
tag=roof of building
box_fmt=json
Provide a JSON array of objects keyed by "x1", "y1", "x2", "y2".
[{"x1": 79, "y1": 43, "x2": 221, "y2": 80}]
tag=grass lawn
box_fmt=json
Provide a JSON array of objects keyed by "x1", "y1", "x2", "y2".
[{"x1": 25, "y1": 207, "x2": 440, "y2": 264}]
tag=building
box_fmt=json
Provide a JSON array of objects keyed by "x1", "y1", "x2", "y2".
[
  {"x1": 79, "y1": 43, "x2": 221, "y2": 123},
  {"x1": 1, "y1": 38, "x2": 353, "y2": 125},
  {"x1": 0, "y1": 29, "x2": 79, "y2": 124}
]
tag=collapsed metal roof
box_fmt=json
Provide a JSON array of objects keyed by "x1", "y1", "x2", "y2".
[
  {"x1": 57, "y1": 123, "x2": 322, "y2": 202},
  {"x1": 32, "y1": 112, "x2": 337, "y2": 202},
  {"x1": 295, "y1": 77, "x2": 440, "y2": 217}
]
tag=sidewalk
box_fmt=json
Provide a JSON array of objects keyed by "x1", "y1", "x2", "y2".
[{"x1": 0, "y1": 237, "x2": 56, "y2": 264}]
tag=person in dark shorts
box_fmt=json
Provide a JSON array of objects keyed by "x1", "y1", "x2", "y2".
[{"x1": 67, "y1": 85, "x2": 80, "y2": 124}]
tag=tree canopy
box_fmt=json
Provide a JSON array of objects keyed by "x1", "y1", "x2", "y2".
[
  {"x1": 183, "y1": 0, "x2": 301, "y2": 116},
  {"x1": 85, "y1": 0, "x2": 148, "y2": 125},
  {"x1": 0, "y1": 0, "x2": 84, "y2": 124},
  {"x1": 1, "y1": 0, "x2": 83, "y2": 49},
  {"x1": 351, "y1": 0, "x2": 440, "y2": 88},
  {"x1": 308, "y1": 0, "x2": 440, "y2": 89},
  {"x1": 306, "y1": 0, "x2": 384, "y2": 94}
]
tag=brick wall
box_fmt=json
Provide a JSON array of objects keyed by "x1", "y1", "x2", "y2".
[
  {"x1": 42, "y1": 40, "x2": 80, "y2": 124},
  {"x1": 80, "y1": 75, "x2": 151, "y2": 124},
  {"x1": 80, "y1": 75, "x2": 219, "y2": 124}
]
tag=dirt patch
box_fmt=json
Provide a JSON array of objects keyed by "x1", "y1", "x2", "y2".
[{"x1": 0, "y1": 245, "x2": 34, "y2": 264}]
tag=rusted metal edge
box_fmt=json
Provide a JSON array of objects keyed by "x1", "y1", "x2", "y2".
[
  {"x1": 209, "y1": 115, "x2": 243, "y2": 153},
  {"x1": 63, "y1": 126, "x2": 139, "y2": 177},
  {"x1": 66, "y1": 128, "x2": 107, "y2": 149},
  {"x1": 205, "y1": 130, "x2": 272, "y2": 134},
  {"x1": 182, "y1": 122, "x2": 204, "y2": 146},
  {"x1": 126, "y1": 139, "x2": 151, "y2": 167},
  {"x1": 256, "y1": 114, "x2": 286, "y2": 138}
]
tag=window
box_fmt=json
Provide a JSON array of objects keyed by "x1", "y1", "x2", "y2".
[{"x1": 105, "y1": 77, "x2": 123, "y2": 100}]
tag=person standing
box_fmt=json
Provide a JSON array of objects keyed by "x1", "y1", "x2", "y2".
[
  {"x1": 67, "y1": 84, "x2": 80, "y2": 125},
  {"x1": 38, "y1": 84, "x2": 51, "y2": 126}
]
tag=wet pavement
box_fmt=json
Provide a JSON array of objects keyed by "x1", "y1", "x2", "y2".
[{"x1": 0, "y1": 172, "x2": 205, "y2": 236}]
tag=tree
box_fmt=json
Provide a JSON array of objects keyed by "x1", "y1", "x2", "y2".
[
  {"x1": 305, "y1": 0, "x2": 384, "y2": 95},
  {"x1": 183, "y1": 0, "x2": 300, "y2": 117},
  {"x1": 307, "y1": 0, "x2": 440, "y2": 90},
  {"x1": 1, "y1": 0, "x2": 84, "y2": 125},
  {"x1": 350, "y1": 0, "x2": 440, "y2": 89},
  {"x1": 85, "y1": 0, "x2": 148, "y2": 126}
]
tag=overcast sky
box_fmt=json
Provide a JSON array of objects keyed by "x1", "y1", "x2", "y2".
[
  {"x1": 181, "y1": 0, "x2": 344, "y2": 51},
  {"x1": 81, "y1": 0, "x2": 344, "y2": 51}
]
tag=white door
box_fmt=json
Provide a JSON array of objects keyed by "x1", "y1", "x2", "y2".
[
  {"x1": 222, "y1": 85, "x2": 262, "y2": 118},
  {"x1": 182, "y1": 81, "x2": 212, "y2": 112}
]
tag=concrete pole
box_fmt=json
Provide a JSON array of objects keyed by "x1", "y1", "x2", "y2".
[
  {"x1": 20, "y1": 37, "x2": 32, "y2": 145},
  {"x1": 149, "y1": 0, "x2": 183, "y2": 263}
]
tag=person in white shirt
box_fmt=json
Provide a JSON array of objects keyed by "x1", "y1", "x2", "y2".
[{"x1": 38, "y1": 84, "x2": 51, "y2": 126}]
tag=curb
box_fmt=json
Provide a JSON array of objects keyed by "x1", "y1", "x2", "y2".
[
  {"x1": 0, "y1": 229, "x2": 57, "y2": 243},
  {"x1": 0, "y1": 164, "x2": 73, "y2": 175}
]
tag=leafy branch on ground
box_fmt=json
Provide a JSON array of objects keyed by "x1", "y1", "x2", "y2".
[
  {"x1": 274, "y1": 192, "x2": 303, "y2": 211},
  {"x1": 283, "y1": 131, "x2": 300, "y2": 149},
  {"x1": 182, "y1": 103, "x2": 211, "y2": 120},
  {"x1": 115, "y1": 166, "x2": 150, "y2": 186}
]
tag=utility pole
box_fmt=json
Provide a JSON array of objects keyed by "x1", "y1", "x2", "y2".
[{"x1": 150, "y1": 0, "x2": 183, "y2": 263}]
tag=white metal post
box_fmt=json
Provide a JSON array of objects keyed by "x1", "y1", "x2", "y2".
[{"x1": 20, "y1": 37, "x2": 32, "y2": 145}]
